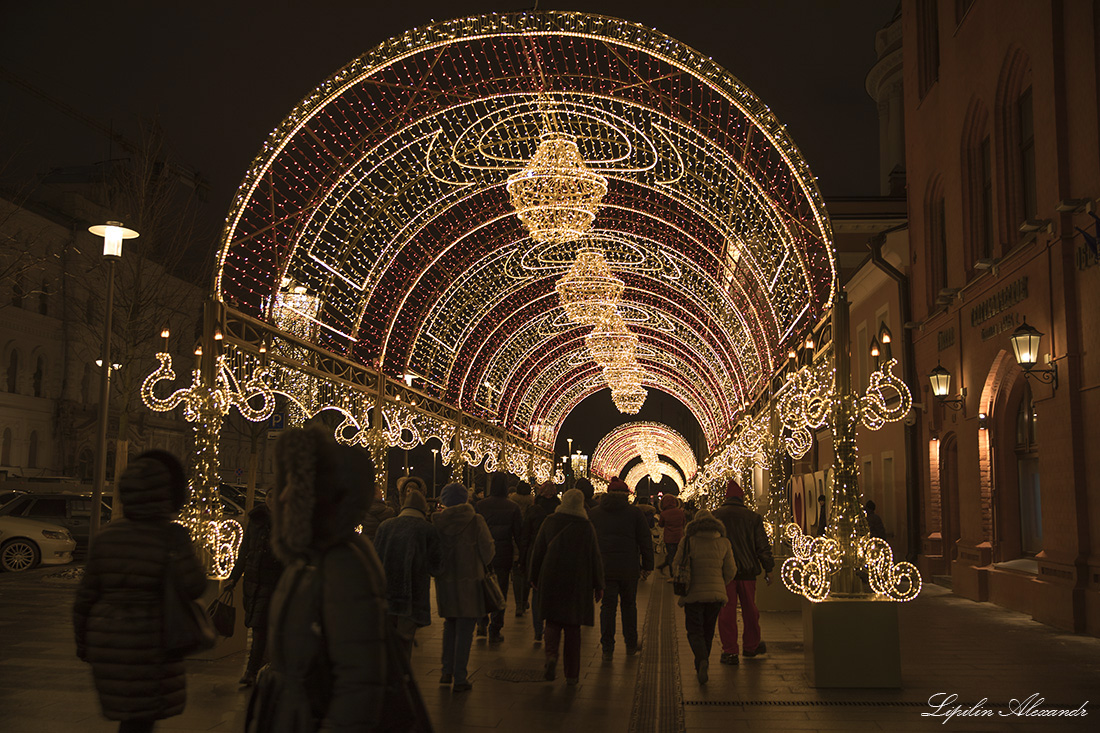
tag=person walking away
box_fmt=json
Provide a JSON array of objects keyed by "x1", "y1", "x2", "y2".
[
  {"x1": 361, "y1": 482, "x2": 396, "y2": 542},
  {"x1": 508, "y1": 481, "x2": 534, "y2": 616},
  {"x1": 712, "y1": 479, "x2": 774, "y2": 666},
  {"x1": 246, "y1": 427, "x2": 405, "y2": 732},
  {"x1": 529, "y1": 489, "x2": 604, "y2": 685},
  {"x1": 374, "y1": 488, "x2": 443, "y2": 664},
  {"x1": 588, "y1": 478, "x2": 654, "y2": 660},
  {"x1": 520, "y1": 481, "x2": 559, "y2": 642},
  {"x1": 226, "y1": 502, "x2": 284, "y2": 687},
  {"x1": 671, "y1": 509, "x2": 737, "y2": 684},
  {"x1": 433, "y1": 482, "x2": 494, "y2": 692},
  {"x1": 575, "y1": 477, "x2": 598, "y2": 513},
  {"x1": 475, "y1": 472, "x2": 522, "y2": 642},
  {"x1": 865, "y1": 500, "x2": 887, "y2": 540},
  {"x1": 813, "y1": 494, "x2": 828, "y2": 537},
  {"x1": 656, "y1": 494, "x2": 685, "y2": 574},
  {"x1": 74, "y1": 451, "x2": 206, "y2": 733}
]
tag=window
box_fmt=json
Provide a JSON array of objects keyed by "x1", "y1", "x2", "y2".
[
  {"x1": 38, "y1": 281, "x2": 49, "y2": 316},
  {"x1": 1015, "y1": 384, "x2": 1042, "y2": 555},
  {"x1": 979, "y1": 136, "x2": 994, "y2": 260},
  {"x1": 930, "y1": 196, "x2": 948, "y2": 300},
  {"x1": 81, "y1": 364, "x2": 92, "y2": 404},
  {"x1": 28, "y1": 498, "x2": 66, "y2": 518},
  {"x1": 85, "y1": 293, "x2": 97, "y2": 325},
  {"x1": 27, "y1": 431, "x2": 38, "y2": 469},
  {"x1": 882, "y1": 454, "x2": 895, "y2": 534},
  {"x1": 917, "y1": 0, "x2": 940, "y2": 98},
  {"x1": 1, "y1": 429, "x2": 11, "y2": 466},
  {"x1": 78, "y1": 448, "x2": 94, "y2": 481},
  {"x1": 11, "y1": 276, "x2": 24, "y2": 308},
  {"x1": 857, "y1": 323, "x2": 869, "y2": 391},
  {"x1": 6, "y1": 350, "x2": 18, "y2": 393},
  {"x1": 862, "y1": 459, "x2": 874, "y2": 499},
  {"x1": 1018, "y1": 87, "x2": 1036, "y2": 222},
  {"x1": 33, "y1": 357, "x2": 44, "y2": 398},
  {"x1": 6, "y1": 497, "x2": 30, "y2": 516}
]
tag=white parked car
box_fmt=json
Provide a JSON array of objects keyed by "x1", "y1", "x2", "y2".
[{"x1": 0, "y1": 515, "x2": 76, "y2": 572}]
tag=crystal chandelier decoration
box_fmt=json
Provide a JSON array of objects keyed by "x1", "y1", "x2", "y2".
[
  {"x1": 555, "y1": 247, "x2": 625, "y2": 326},
  {"x1": 612, "y1": 385, "x2": 647, "y2": 414},
  {"x1": 585, "y1": 315, "x2": 638, "y2": 368},
  {"x1": 507, "y1": 131, "x2": 608, "y2": 244}
]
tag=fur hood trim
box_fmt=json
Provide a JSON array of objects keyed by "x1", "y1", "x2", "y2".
[{"x1": 685, "y1": 510, "x2": 726, "y2": 538}]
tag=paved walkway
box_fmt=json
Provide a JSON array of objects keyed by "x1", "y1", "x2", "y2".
[{"x1": 1, "y1": 557, "x2": 1097, "y2": 732}]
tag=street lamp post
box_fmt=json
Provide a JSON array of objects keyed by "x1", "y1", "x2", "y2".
[
  {"x1": 88, "y1": 222, "x2": 139, "y2": 544},
  {"x1": 431, "y1": 448, "x2": 439, "y2": 498}
]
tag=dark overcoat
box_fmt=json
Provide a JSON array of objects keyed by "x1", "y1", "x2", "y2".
[
  {"x1": 588, "y1": 491, "x2": 655, "y2": 580},
  {"x1": 73, "y1": 463, "x2": 206, "y2": 722},
  {"x1": 712, "y1": 496, "x2": 775, "y2": 581},
  {"x1": 373, "y1": 509, "x2": 443, "y2": 627},
  {"x1": 432, "y1": 503, "x2": 494, "y2": 618},
  {"x1": 228, "y1": 503, "x2": 284, "y2": 628},
  {"x1": 529, "y1": 511, "x2": 604, "y2": 626}
]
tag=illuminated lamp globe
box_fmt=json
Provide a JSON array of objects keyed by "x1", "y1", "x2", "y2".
[
  {"x1": 585, "y1": 317, "x2": 638, "y2": 368},
  {"x1": 555, "y1": 247, "x2": 625, "y2": 326},
  {"x1": 506, "y1": 132, "x2": 608, "y2": 244},
  {"x1": 928, "y1": 364, "x2": 951, "y2": 399},
  {"x1": 1009, "y1": 319, "x2": 1043, "y2": 370}
]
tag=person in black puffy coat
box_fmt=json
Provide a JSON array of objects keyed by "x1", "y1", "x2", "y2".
[
  {"x1": 73, "y1": 450, "x2": 206, "y2": 733},
  {"x1": 226, "y1": 503, "x2": 283, "y2": 686},
  {"x1": 474, "y1": 472, "x2": 522, "y2": 642}
]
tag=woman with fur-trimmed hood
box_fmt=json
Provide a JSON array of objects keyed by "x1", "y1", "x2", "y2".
[
  {"x1": 671, "y1": 509, "x2": 737, "y2": 685},
  {"x1": 246, "y1": 427, "x2": 406, "y2": 732}
]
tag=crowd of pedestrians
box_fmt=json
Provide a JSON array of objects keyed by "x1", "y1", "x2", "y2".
[{"x1": 72, "y1": 427, "x2": 778, "y2": 731}]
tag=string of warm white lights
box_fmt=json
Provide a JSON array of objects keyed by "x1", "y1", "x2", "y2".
[{"x1": 590, "y1": 422, "x2": 697, "y2": 489}]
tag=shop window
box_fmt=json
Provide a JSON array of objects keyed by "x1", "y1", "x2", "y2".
[{"x1": 1014, "y1": 384, "x2": 1042, "y2": 556}]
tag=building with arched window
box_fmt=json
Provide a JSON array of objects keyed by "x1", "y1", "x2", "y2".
[{"x1": 904, "y1": 0, "x2": 1100, "y2": 635}]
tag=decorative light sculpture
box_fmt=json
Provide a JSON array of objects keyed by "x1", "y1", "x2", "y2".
[
  {"x1": 507, "y1": 131, "x2": 608, "y2": 244},
  {"x1": 585, "y1": 316, "x2": 638, "y2": 368},
  {"x1": 556, "y1": 247, "x2": 625, "y2": 326},
  {"x1": 612, "y1": 385, "x2": 647, "y2": 414},
  {"x1": 604, "y1": 360, "x2": 647, "y2": 391}
]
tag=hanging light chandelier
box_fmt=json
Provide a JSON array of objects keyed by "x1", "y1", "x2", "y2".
[
  {"x1": 586, "y1": 316, "x2": 638, "y2": 368},
  {"x1": 612, "y1": 385, "x2": 647, "y2": 414},
  {"x1": 604, "y1": 360, "x2": 647, "y2": 391},
  {"x1": 507, "y1": 131, "x2": 608, "y2": 244},
  {"x1": 555, "y1": 247, "x2": 625, "y2": 326}
]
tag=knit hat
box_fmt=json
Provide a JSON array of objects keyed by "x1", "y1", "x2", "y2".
[
  {"x1": 609, "y1": 478, "x2": 630, "y2": 493},
  {"x1": 725, "y1": 479, "x2": 744, "y2": 498},
  {"x1": 515, "y1": 481, "x2": 532, "y2": 496},
  {"x1": 440, "y1": 482, "x2": 468, "y2": 507},
  {"x1": 489, "y1": 472, "x2": 509, "y2": 497},
  {"x1": 575, "y1": 477, "x2": 594, "y2": 501},
  {"x1": 556, "y1": 488, "x2": 588, "y2": 518},
  {"x1": 119, "y1": 450, "x2": 189, "y2": 521},
  {"x1": 402, "y1": 488, "x2": 429, "y2": 515},
  {"x1": 537, "y1": 481, "x2": 558, "y2": 499}
]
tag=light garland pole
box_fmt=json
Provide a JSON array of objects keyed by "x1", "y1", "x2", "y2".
[{"x1": 88, "y1": 222, "x2": 138, "y2": 544}]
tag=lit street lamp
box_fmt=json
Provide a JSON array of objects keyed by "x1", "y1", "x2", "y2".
[{"x1": 88, "y1": 221, "x2": 139, "y2": 543}]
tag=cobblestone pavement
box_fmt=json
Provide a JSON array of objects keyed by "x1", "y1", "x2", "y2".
[{"x1": 1, "y1": 555, "x2": 1097, "y2": 732}]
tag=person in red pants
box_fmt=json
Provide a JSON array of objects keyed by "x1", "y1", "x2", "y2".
[{"x1": 711, "y1": 479, "x2": 774, "y2": 665}]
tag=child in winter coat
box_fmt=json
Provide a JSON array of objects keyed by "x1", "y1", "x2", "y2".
[{"x1": 671, "y1": 509, "x2": 737, "y2": 685}]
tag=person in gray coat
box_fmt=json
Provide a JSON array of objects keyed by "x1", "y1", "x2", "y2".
[{"x1": 432, "y1": 482, "x2": 494, "y2": 692}]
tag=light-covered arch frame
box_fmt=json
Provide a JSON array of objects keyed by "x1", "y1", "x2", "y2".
[
  {"x1": 213, "y1": 11, "x2": 836, "y2": 451},
  {"x1": 590, "y1": 421, "x2": 697, "y2": 485}
]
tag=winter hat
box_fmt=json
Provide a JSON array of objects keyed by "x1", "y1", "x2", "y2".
[
  {"x1": 537, "y1": 481, "x2": 558, "y2": 499},
  {"x1": 396, "y1": 475, "x2": 426, "y2": 504},
  {"x1": 556, "y1": 489, "x2": 588, "y2": 518},
  {"x1": 515, "y1": 481, "x2": 532, "y2": 496},
  {"x1": 575, "y1": 477, "x2": 595, "y2": 501},
  {"x1": 119, "y1": 450, "x2": 189, "y2": 521},
  {"x1": 440, "y1": 482, "x2": 468, "y2": 507},
  {"x1": 402, "y1": 488, "x2": 429, "y2": 515},
  {"x1": 725, "y1": 479, "x2": 744, "y2": 498},
  {"x1": 489, "y1": 472, "x2": 509, "y2": 497},
  {"x1": 609, "y1": 478, "x2": 630, "y2": 493}
]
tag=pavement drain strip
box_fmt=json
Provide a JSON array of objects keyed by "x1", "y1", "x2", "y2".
[{"x1": 628, "y1": 583, "x2": 686, "y2": 733}]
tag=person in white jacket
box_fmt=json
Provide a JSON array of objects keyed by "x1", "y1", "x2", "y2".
[{"x1": 671, "y1": 509, "x2": 737, "y2": 684}]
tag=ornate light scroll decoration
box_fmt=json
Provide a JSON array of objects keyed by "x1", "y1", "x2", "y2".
[
  {"x1": 556, "y1": 247, "x2": 625, "y2": 326},
  {"x1": 859, "y1": 358, "x2": 913, "y2": 430},
  {"x1": 459, "y1": 428, "x2": 503, "y2": 472},
  {"x1": 142, "y1": 351, "x2": 276, "y2": 423},
  {"x1": 507, "y1": 131, "x2": 608, "y2": 244}
]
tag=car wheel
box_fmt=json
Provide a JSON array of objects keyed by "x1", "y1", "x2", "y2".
[{"x1": 0, "y1": 538, "x2": 40, "y2": 572}]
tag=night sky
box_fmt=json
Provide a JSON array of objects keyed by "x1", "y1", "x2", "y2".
[{"x1": 1, "y1": 0, "x2": 898, "y2": 468}]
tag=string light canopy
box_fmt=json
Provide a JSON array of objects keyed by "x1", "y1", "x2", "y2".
[
  {"x1": 590, "y1": 421, "x2": 698, "y2": 486},
  {"x1": 213, "y1": 11, "x2": 836, "y2": 452}
]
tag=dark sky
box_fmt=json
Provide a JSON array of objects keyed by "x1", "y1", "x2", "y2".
[
  {"x1": 2, "y1": 1, "x2": 895, "y2": 225},
  {"x1": 2, "y1": 0, "x2": 897, "y2": 463}
]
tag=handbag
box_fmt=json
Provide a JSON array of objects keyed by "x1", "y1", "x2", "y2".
[
  {"x1": 672, "y1": 537, "x2": 692, "y2": 597},
  {"x1": 208, "y1": 587, "x2": 236, "y2": 638},
  {"x1": 482, "y1": 565, "x2": 506, "y2": 614},
  {"x1": 163, "y1": 550, "x2": 216, "y2": 656}
]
